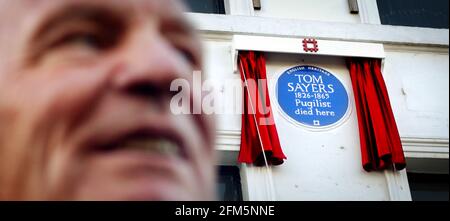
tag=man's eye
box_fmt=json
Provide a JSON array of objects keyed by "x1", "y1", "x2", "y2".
[
  {"x1": 177, "y1": 47, "x2": 197, "y2": 66},
  {"x1": 62, "y1": 32, "x2": 102, "y2": 48},
  {"x1": 54, "y1": 31, "x2": 113, "y2": 51}
]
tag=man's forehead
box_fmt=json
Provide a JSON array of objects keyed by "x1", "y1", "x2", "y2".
[
  {"x1": 1, "y1": 0, "x2": 183, "y2": 8},
  {"x1": 0, "y1": 0, "x2": 191, "y2": 66},
  {"x1": 0, "y1": 0, "x2": 186, "y2": 18}
]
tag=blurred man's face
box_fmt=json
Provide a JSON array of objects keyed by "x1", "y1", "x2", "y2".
[{"x1": 0, "y1": 0, "x2": 215, "y2": 200}]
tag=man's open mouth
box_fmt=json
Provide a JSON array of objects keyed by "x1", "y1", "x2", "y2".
[
  {"x1": 94, "y1": 130, "x2": 187, "y2": 160},
  {"x1": 120, "y1": 138, "x2": 180, "y2": 156}
]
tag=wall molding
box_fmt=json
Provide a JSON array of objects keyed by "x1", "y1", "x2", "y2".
[
  {"x1": 187, "y1": 13, "x2": 449, "y2": 47},
  {"x1": 215, "y1": 131, "x2": 450, "y2": 160},
  {"x1": 402, "y1": 137, "x2": 449, "y2": 159},
  {"x1": 216, "y1": 129, "x2": 241, "y2": 151},
  {"x1": 384, "y1": 45, "x2": 449, "y2": 55},
  {"x1": 215, "y1": 130, "x2": 240, "y2": 165}
]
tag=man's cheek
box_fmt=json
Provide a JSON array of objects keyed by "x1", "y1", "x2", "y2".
[{"x1": 22, "y1": 68, "x2": 112, "y2": 125}]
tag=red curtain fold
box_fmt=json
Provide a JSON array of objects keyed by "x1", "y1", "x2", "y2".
[
  {"x1": 347, "y1": 58, "x2": 406, "y2": 172},
  {"x1": 238, "y1": 51, "x2": 286, "y2": 166}
]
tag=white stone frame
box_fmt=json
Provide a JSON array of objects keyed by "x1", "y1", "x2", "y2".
[
  {"x1": 224, "y1": 0, "x2": 254, "y2": 16},
  {"x1": 357, "y1": 0, "x2": 382, "y2": 24}
]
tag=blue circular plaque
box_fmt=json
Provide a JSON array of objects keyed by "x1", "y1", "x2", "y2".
[{"x1": 276, "y1": 65, "x2": 349, "y2": 128}]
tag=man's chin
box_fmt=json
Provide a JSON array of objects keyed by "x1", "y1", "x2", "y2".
[
  {"x1": 75, "y1": 178, "x2": 194, "y2": 201},
  {"x1": 109, "y1": 182, "x2": 192, "y2": 201},
  {"x1": 71, "y1": 151, "x2": 197, "y2": 201}
]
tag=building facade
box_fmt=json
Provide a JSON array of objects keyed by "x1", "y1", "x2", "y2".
[{"x1": 183, "y1": 0, "x2": 449, "y2": 201}]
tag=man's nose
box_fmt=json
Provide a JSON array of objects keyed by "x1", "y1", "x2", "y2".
[{"x1": 112, "y1": 26, "x2": 188, "y2": 99}]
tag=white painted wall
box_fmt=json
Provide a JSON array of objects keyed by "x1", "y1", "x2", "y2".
[
  {"x1": 200, "y1": 35, "x2": 446, "y2": 201},
  {"x1": 194, "y1": 0, "x2": 448, "y2": 201},
  {"x1": 254, "y1": 0, "x2": 361, "y2": 23},
  {"x1": 265, "y1": 53, "x2": 393, "y2": 200},
  {"x1": 383, "y1": 47, "x2": 449, "y2": 139},
  {"x1": 201, "y1": 36, "x2": 242, "y2": 132}
]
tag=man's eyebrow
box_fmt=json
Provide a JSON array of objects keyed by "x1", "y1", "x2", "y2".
[
  {"x1": 24, "y1": 3, "x2": 128, "y2": 65},
  {"x1": 30, "y1": 4, "x2": 127, "y2": 43},
  {"x1": 162, "y1": 14, "x2": 202, "y2": 63}
]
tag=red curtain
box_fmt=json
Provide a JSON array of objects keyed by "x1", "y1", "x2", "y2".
[
  {"x1": 347, "y1": 58, "x2": 406, "y2": 172},
  {"x1": 238, "y1": 51, "x2": 286, "y2": 166}
]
